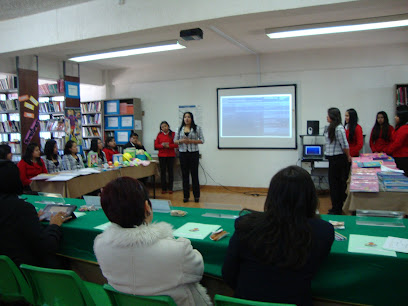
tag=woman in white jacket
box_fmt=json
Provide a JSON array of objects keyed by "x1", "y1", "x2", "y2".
[{"x1": 94, "y1": 177, "x2": 212, "y2": 306}]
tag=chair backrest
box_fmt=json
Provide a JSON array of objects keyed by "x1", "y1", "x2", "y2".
[
  {"x1": 103, "y1": 283, "x2": 177, "y2": 306},
  {"x1": 214, "y1": 294, "x2": 296, "y2": 306},
  {"x1": 20, "y1": 264, "x2": 96, "y2": 306},
  {"x1": 0, "y1": 255, "x2": 34, "y2": 304}
]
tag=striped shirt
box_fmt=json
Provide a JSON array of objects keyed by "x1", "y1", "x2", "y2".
[
  {"x1": 41, "y1": 155, "x2": 63, "y2": 173},
  {"x1": 324, "y1": 124, "x2": 349, "y2": 156},
  {"x1": 174, "y1": 126, "x2": 205, "y2": 152},
  {"x1": 62, "y1": 154, "x2": 85, "y2": 170}
]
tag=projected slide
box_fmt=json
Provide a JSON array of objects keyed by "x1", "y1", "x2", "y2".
[
  {"x1": 221, "y1": 94, "x2": 291, "y2": 138},
  {"x1": 217, "y1": 85, "x2": 297, "y2": 149}
]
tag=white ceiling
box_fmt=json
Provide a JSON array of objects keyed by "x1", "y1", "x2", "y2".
[{"x1": 3, "y1": 0, "x2": 408, "y2": 71}]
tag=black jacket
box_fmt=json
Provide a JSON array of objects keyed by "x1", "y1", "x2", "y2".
[
  {"x1": 0, "y1": 161, "x2": 63, "y2": 268},
  {"x1": 222, "y1": 217, "x2": 334, "y2": 306}
]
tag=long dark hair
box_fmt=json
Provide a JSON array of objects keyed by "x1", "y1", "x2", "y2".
[
  {"x1": 345, "y1": 108, "x2": 358, "y2": 142},
  {"x1": 44, "y1": 139, "x2": 58, "y2": 160},
  {"x1": 371, "y1": 111, "x2": 391, "y2": 142},
  {"x1": 105, "y1": 136, "x2": 117, "y2": 150},
  {"x1": 179, "y1": 112, "x2": 197, "y2": 133},
  {"x1": 101, "y1": 177, "x2": 152, "y2": 228},
  {"x1": 23, "y1": 143, "x2": 43, "y2": 166},
  {"x1": 0, "y1": 144, "x2": 11, "y2": 159},
  {"x1": 159, "y1": 121, "x2": 173, "y2": 134},
  {"x1": 236, "y1": 166, "x2": 318, "y2": 269},
  {"x1": 64, "y1": 140, "x2": 76, "y2": 156},
  {"x1": 90, "y1": 138, "x2": 105, "y2": 161},
  {"x1": 327, "y1": 108, "x2": 342, "y2": 143},
  {"x1": 396, "y1": 105, "x2": 408, "y2": 130}
]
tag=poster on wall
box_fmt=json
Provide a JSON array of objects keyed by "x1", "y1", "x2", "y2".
[
  {"x1": 178, "y1": 105, "x2": 203, "y2": 126},
  {"x1": 65, "y1": 81, "x2": 80, "y2": 99},
  {"x1": 65, "y1": 107, "x2": 82, "y2": 147}
]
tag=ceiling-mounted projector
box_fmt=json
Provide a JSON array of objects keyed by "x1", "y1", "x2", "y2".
[{"x1": 180, "y1": 28, "x2": 203, "y2": 41}]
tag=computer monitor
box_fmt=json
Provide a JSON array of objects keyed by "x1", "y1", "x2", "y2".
[{"x1": 303, "y1": 145, "x2": 324, "y2": 160}]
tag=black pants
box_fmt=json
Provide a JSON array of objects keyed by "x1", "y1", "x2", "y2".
[
  {"x1": 327, "y1": 154, "x2": 349, "y2": 214},
  {"x1": 395, "y1": 157, "x2": 408, "y2": 177},
  {"x1": 159, "y1": 157, "x2": 174, "y2": 191},
  {"x1": 179, "y1": 151, "x2": 200, "y2": 199}
]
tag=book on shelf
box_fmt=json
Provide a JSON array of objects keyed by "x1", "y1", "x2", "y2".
[
  {"x1": 396, "y1": 85, "x2": 408, "y2": 106},
  {"x1": 82, "y1": 127, "x2": 101, "y2": 137},
  {"x1": 83, "y1": 139, "x2": 91, "y2": 150},
  {"x1": 0, "y1": 76, "x2": 18, "y2": 90},
  {"x1": 39, "y1": 80, "x2": 65, "y2": 96},
  {"x1": 81, "y1": 101, "x2": 102, "y2": 113},
  {"x1": 0, "y1": 99, "x2": 19, "y2": 111},
  {"x1": 82, "y1": 113, "x2": 101, "y2": 125},
  {"x1": 39, "y1": 101, "x2": 64, "y2": 113},
  {"x1": 0, "y1": 121, "x2": 20, "y2": 133},
  {"x1": 9, "y1": 142, "x2": 21, "y2": 154},
  {"x1": 40, "y1": 119, "x2": 65, "y2": 132}
]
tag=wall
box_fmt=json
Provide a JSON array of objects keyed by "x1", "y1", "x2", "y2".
[{"x1": 108, "y1": 43, "x2": 408, "y2": 188}]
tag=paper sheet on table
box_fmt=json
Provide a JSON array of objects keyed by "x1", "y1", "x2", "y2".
[
  {"x1": 383, "y1": 236, "x2": 408, "y2": 253},
  {"x1": 30, "y1": 174, "x2": 55, "y2": 180},
  {"x1": 46, "y1": 174, "x2": 80, "y2": 181},
  {"x1": 173, "y1": 222, "x2": 221, "y2": 240},
  {"x1": 348, "y1": 234, "x2": 396, "y2": 257},
  {"x1": 94, "y1": 222, "x2": 112, "y2": 231},
  {"x1": 74, "y1": 212, "x2": 86, "y2": 218},
  {"x1": 77, "y1": 168, "x2": 101, "y2": 175},
  {"x1": 381, "y1": 165, "x2": 404, "y2": 173}
]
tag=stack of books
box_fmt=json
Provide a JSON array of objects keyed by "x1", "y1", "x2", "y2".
[
  {"x1": 81, "y1": 101, "x2": 102, "y2": 113},
  {"x1": 378, "y1": 172, "x2": 408, "y2": 192},
  {"x1": 40, "y1": 120, "x2": 65, "y2": 132},
  {"x1": 0, "y1": 121, "x2": 20, "y2": 133},
  {"x1": 0, "y1": 76, "x2": 17, "y2": 90},
  {"x1": 38, "y1": 80, "x2": 64, "y2": 95},
  {"x1": 39, "y1": 101, "x2": 64, "y2": 113}
]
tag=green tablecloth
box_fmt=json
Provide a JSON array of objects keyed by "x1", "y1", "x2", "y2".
[{"x1": 23, "y1": 195, "x2": 408, "y2": 305}]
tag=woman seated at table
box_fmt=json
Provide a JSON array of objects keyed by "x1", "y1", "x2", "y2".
[
  {"x1": 17, "y1": 142, "x2": 48, "y2": 189},
  {"x1": 222, "y1": 165, "x2": 334, "y2": 306},
  {"x1": 62, "y1": 140, "x2": 85, "y2": 170},
  {"x1": 88, "y1": 138, "x2": 107, "y2": 166},
  {"x1": 0, "y1": 158, "x2": 69, "y2": 268},
  {"x1": 102, "y1": 136, "x2": 119, "y2": 162},
  {"x1": 0, "y1": 143, "x2": 13, "y2": 160},
  {"x1": 42, "y1": 139, "x2": 63, "y2": 173},
  {"x1": 94, "y1": 177, "x2": 211, "y2": 306}
]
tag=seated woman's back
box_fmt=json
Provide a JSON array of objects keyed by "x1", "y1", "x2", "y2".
[
  {"x1": 222, "y1": 166, "x2": 334, "y2": 306},
  {"x1": 94, "y1": 177, "x2": 211, "y2": 306}
]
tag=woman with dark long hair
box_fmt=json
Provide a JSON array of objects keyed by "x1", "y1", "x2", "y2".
[
  {"x1": 325, "y1": 107, "x2": 351, "y2": 215},
  {"x1": 88, "y1": 138, "x2": 106, "y2": 166},
  {"x1": 154, "y1": 121, "x2": 178, "y2": 194},
  {"x1": 42, "y1": 139, "x2": 63, "y2": 173},
  {"x1": 17, "y1": 142, "x2": 48, "y2": 187},
  {"x1": 344, "y1": 108, "x2": 363, "y2": 157},
  {"x1": 386, "y1": 105, "x2": 408, "y2": 175},
  {"x1": 174, "y1": 112, "x2": 204, "y2": 203},
  {"x1": 62, "y1": 140, "x2": 84, "y2": 170},
  {"x1": 102, "y1": 136, "x2": 119, "y2": 162},
  {"x1": 222, "y1": 166, "x2": 334, "y2": 306},
  {"x1": 370, "y1": 111, "x2": 394, "y2": 153}
]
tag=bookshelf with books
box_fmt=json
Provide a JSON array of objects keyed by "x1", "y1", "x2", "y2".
[
  {"x1": 0, "y1": 83, "x2": 21, "y2": 162},
  {"x1": 80, "y1": 100, "x2": 103, "y2": 150},
  {"x1": 103, "y1": 98, "x2": 142, "y2": 153},
  {"x1": 38, "y1": 81, "x2": 66, "y2": 152},
  {"x1": 396, "y1": 84, "x2": 408, "y2": 106}
]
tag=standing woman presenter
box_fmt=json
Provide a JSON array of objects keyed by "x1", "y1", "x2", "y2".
[
  {"x1": 174, "y1": 112, "x2": 204, "y2": 203},
  {"x1": 325, "y1": 108, "x2": 351, "y2": 215}
]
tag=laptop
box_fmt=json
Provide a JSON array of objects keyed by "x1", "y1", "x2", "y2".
[{"x1": 303, "y1": 145, "x2": 324, "y2": 160}]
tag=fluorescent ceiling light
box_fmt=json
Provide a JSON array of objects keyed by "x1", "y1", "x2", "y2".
[
  {"x1": 266, "y1": 15, "x2": 408, "y2": 39},
  {"x1": 69, "y1": 40, "x2": 185, "y2": 62}
]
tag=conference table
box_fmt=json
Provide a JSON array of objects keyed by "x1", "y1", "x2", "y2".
[
  {"x1": 24, "y1": 195, "x2": 408, "y2": 306},
  {"x1": 30, "y1": 162, "x2": 158, "y2": 198}
]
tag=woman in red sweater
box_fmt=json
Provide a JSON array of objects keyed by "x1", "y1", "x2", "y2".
[
  {"x1": 17, "y1": 142, "x2": 48, "y2": 189},
  {"x1": 386, "y1": 105, "x2": 408, "y2": 175},
  {"x1": 344, "y1": 108, "x2": 363, "y2": 157},
  {"x1": 370, "y1": 111, "x2": 394, "y2": 153},
  {"x1": 154, "y1": 121, "x2": 178, "y2": 194},
  {"x1": 102, "y1": 136, "x2": 119, "y2": 162}
]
